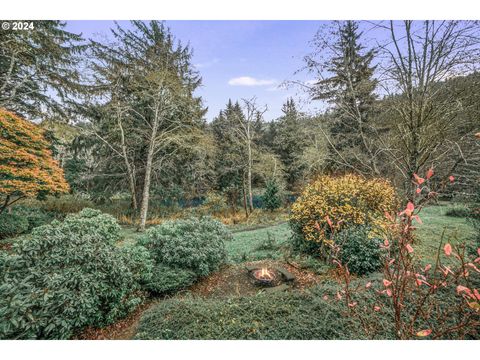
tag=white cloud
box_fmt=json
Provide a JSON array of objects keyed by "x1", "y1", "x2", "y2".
[{"x1": 228, "y1": 76, "x2": 276, "y2": 87}]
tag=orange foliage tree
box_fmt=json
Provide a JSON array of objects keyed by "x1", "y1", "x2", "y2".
[{"x1": 0, "y1": 108, "x2": 69, "y2": 213}]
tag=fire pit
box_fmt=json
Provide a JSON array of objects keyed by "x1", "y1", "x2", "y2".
[{"x1": 251, "y1": 267, "x2": 279, "y2": 287}]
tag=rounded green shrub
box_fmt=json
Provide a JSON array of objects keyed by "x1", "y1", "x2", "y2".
[
  {"x1": 334, "y1": 225, "x2": 383, "y2": 275},
  {"x1": 0, "y1": 210, "x2": 142, "y2": 339},
  {"x1": 61, "y1": 208, "x2": 121, "y2": 244},
  {"x1": 139, "y1": 217, "x2": 229, "y2": 286},
  {"x1": 145, "y1": 264, "x2": 196, "y2": 294},
  {"x1": 0, "y1": 212, "x2": 29, "y2": 239}
]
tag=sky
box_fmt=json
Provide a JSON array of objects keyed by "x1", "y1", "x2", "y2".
[{"x1": 65, "y1": 20, "x2": 328, "y2": 121}]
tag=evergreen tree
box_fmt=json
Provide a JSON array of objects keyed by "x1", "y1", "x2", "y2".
[
  {"x1": 311, "y1": 21, "x2": 379, "y2": 175},
  {"x1": 271, "y1": 98, "x2": 308, "y2": 190},
  {"x1": 262, "y1": 179, "x2": 281, "y2": 211},
  {"x1": 83, "y1": 21, "x2": 206, "y2": 229},
  {"x1": 210, "y1": 100, "x2": 247, "y2": 213},
  {"x1": 0, "y1": 21, "x2": 85, "y2": 120}
]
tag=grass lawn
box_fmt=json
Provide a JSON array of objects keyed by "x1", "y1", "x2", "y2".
[
  {"x1": 415, "y1": 203, "x2": 475, "y2": 263},
  {"x1": 226, "y1": 222, "x2": 291, "y2": 263}
]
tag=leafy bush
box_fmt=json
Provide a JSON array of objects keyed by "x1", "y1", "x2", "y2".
[
  {"x1": 334, "y1": 225, "x2": 383, "y2": 275},
  {"x1": 11, "y1": 206, "x2": 56, "y2": 230},
  {"x1": 134, "y1": 275, "x2": 479, "y2": 340},
  {"x1": 0, "y1": 209, "x2": 142, "y2": 339},
  {"x1": 119, "y1": 242, "x2": 154, "y2": 287},
  {"x1": 60, "y1": 208, "x2": 121, "y2": 244},
  {"x1": 145, "y1": 264, "x2": 196, "y2": 294},
  {"x1": 290, "y1": 174, "x2": 397, "y2": 255},
  {"x1": 262, "y1": 179, "x2": 282, "y2": 211},
  {"x1": 0, "y1": 212, "x2": 29, "y2": 239},
  {"x1": 140, "y1": 217, "x2": 229, "y2": 279}
]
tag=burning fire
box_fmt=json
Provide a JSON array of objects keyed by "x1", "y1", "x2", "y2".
[{"x1": 258, "y1": 267, "x2": 273, "y2": 280}]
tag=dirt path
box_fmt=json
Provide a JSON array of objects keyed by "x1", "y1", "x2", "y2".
[{"x1": 77, "y1": 300, "x2": 159, "y2": 340}]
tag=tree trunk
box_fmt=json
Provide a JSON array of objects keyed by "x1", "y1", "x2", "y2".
[
  {"x1": 138, "y1": 119, "x2": 159, "y2": 232},
  {"x1": 242, "y1": 177, "x2": 249, "y2": 218},
  {"x1": 118, "y1": 118, "x2": 138, "y2": 211},
  {"x1": 247, "y1": 141, "x2": 254, "y2": 212}
]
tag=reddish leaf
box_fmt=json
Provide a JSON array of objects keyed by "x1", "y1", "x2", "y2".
[
  {"x1": 383, "y1": 279, "x2": 392, "y2": 287},
  {"x1": 444, "y1": 243, "x2": 452, "y2": 256},
  {"x1": 413, "y1": 173, "x2": 425, "y2": 185},
  {"x1": 412, "y1": 215, "x2": 422, "y2": 224},
  {"x1": 426, "y1": 168, "x2": 434, "y2": 179},
  {"x1": 449, "y1": 175, "x2": 455, "y2": 183},
  {"x1": 456, "y1": 285, "x2": 472, "y2": 296},
  {"x1": 406, "y1": 244, "x2": 414, "y2": 253},
  {"x1": 416, "y1": 329, "x2": 432, "y2": 337},
  {"x1": 416, "y1": 187, "x2": 422, "y2": 194},
  {"x1": 365, "y1": 282, "x2": 372, "y2": 289},
  {"x1": 374, "y1": 306, "x2": 381, "y2": 312}
]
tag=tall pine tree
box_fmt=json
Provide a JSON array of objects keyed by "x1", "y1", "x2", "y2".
[{"x1": 311, "y1": 21, "x2": 379, "y2": 175}]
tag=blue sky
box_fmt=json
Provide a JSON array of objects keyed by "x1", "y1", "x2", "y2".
[{"x1": 65, "y1": 20, "x2": 329, "y2": 121}]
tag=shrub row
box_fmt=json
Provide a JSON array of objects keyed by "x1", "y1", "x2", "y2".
[
  {"x1": 0, "y1": 209, "x2": 232, "y2": 339},
  {"x1": 0, "y1": 206, "x2": 56, "y2": 240}
]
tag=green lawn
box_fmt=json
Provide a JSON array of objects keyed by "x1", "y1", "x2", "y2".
[
  {"x1": 226, "y1": 222, "x2": 291, "y2": 263},
  {"x1": 415, "y1": 204, "x2": 475, "y2": 263}
]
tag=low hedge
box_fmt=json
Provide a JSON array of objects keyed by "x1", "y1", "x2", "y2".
[
  {"x1": 134, "y1": 281, "x2": 381, "y2": 340},
  {"x1": 134, "y1": 277, "x2": 479, "y2": 340}
]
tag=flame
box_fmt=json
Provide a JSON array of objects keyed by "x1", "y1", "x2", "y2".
[{"x1": 259, "y1": 268, "x2": 273, "y2": 280}]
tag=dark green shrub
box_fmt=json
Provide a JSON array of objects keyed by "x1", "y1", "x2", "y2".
[
  {"x1": 145, "y1": 264, "x2": 196, "y2": 294},
  {"x1": 335, "y1": 225, "x2": 383, "y2": 276},
  {"x1": 0, "y1": 213, "x2": 29, "y2": 239},
  {"x1": 11, "y1": 206, "x2": 55, "y2": 231},
  {"x1": 0, "y1": 209, "x2": 142, "y2": 339},
  {"x1": 139, "y1": 217, "x2": 229, "y2": 278},
  {"x1": 262, "y1": 179, "x2": 282, "y2": 211},
  {"x1": 120, "y1": 243, "x2": 154, "y2": 287},
  {"x1": 60, "y1": 208, "x2": 121, "y2": 244}
]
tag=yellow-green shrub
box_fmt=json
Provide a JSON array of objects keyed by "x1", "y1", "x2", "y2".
[{"x1": 290, "y1": 174, "x2": 397, "y2": 252}]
